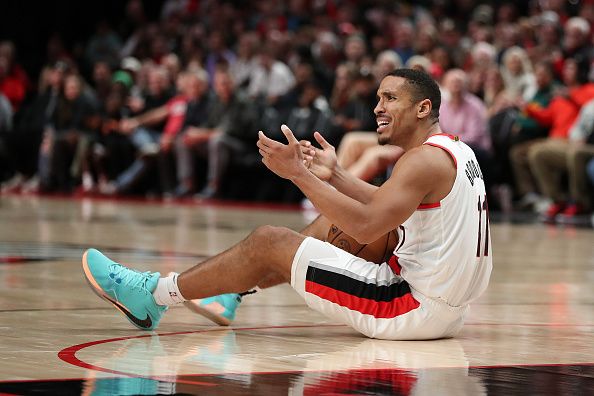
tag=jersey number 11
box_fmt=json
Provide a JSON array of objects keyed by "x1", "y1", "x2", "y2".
[{"x1": 476, "y1": 194, "x2": 490, "y2": 258}]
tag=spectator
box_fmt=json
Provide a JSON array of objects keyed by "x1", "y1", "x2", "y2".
[
  {"x1": 440, "y1": 69, "x2": 491, "y2": 155},
  {"x1": 372, "y1": 50, "x2": 402, "y2": 86},
  {"x1": 99, "y1": 65, "x2": 174, "y2": 195},
  {"x1": 196, "y1": 68, "x2": 260, "y2": 199},
  {"x1": 492, "y1": 61, "x2": 557, "y2": 207},
  {"x1": 170, "y1": 68, "x2": 213, "y2": 197},
  {"x1": 39, "y1": 74, "x2": 96, "y2": 192},
  {"x1": 0, "y1": 41, "x2": 29, "y2": 112},
  {"x1": 440, "y1": 69, "x2": 495, "y2": 202},
  {"x1": 205, "y1": 30, "x2": 236, "y2": 84},
  {"x1": 331, "y1": 70, "x2": 377, "y2": 144},
  {"x1": 392, "y1": 20, "x2": 415, "y2": 65},
  {"x1": 522, "y1": 57, "x2": 594, "y2": 219},
  {"x1": 527, "y1": 98, "x2": 594, "y2": 220},
  {"x1": 230, "y1": 32, "x2": 259, "y2": 89},
  {"x1": 0, "y1": 56, "x2": 26, "y2": 113},
  {"x1": 247, "y1": 45, "x2": 295, "y2": 105},
  {"x1": 85, "y1": 21, "x2": 123, "y2": 70},
  {"x1": 500, "y1": 46, "x2": 537, "y2": 101},
  {"x1": 467, "y1": 42, "x2": 497, "y2": 99}
]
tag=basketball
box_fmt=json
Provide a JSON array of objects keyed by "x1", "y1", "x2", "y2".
[{"x1": 326, "y1": 224, "x2": 399, "y2": 263}]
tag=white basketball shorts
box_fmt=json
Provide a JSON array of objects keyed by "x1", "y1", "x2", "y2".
[{"x1": 290, "y1": 237, "x2": 468, "y2": 340}]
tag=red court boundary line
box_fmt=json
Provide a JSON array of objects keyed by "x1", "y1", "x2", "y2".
[
  {"x1": 1, "y1": 192, "x2": 303, "y2": 213},
  {"x1": 50, "y1": 323, "x2": 594, "y2": 385}
]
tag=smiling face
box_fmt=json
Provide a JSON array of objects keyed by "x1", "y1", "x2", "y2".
[{"x1": 374, "y1": 76, "x2": 420, "y2": 146}]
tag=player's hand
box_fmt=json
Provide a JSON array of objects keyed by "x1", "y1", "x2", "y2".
[
  {"x1": 257, "y1": 124, "x2": 307, "y2": 180},
  {"x1": 301, "y1": 132, "x2": 337, "y2": 182}
]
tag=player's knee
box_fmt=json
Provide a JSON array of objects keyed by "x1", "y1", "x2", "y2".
[{"x1": 250, "y1": 225, "x2": 290, "y2": 247}]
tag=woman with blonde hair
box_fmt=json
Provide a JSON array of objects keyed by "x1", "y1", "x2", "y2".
[{"x1": 500, "y1": 46, "x2": 537, "y2": 101}]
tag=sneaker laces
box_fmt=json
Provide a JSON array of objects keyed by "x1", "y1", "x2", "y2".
[{"x1": 109, "y1": 264, "x2": 154, "y2": 295}]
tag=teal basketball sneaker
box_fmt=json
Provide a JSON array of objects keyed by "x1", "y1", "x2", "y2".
[
  {"x1": 183, "y1": 293, "x2": 242, "y2": 326},
  {"x1": 82, "y1": 248, "x2": 167, "y2": 330}
]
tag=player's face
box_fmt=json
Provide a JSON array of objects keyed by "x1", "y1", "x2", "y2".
[{"x1": 374, "y1": 76, "x2": 417, "y2": 145}]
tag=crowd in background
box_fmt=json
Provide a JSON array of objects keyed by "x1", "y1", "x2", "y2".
[{"x1": 1, "y1": 0, "x2": 594, "y2": 223}]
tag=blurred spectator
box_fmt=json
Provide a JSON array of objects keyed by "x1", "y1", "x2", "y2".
[
  {"x1": 205, "y1": 30, "x2": 236, "y2": 84},
  {"x1": 230, "y1": 32, "x2": 259, "y2": 89},
  {"x1": 440, "y1": 69, "x2": 491, "y2": 154},
  {"x1": 170, "y1": 68, "x2": 213, "y2": 197},
  {"x1": 0, "y1": 56, "x2": 26, "y2": 113},
  {"x1": 329, "y1": 63, "x2": 357, "y2": 114},
  {"x1": 468, "y1": 42, "x2": 497, "y2": 98},
  {"x1": 0, "y1": 40, "x2": 30, "y2": 112},
  {"x1": 440, "y1": 69, "x2": 496, "y2": 203},
  {"x1": 527, "y1": 98, "x2": 594, "y2": 220},
  {"x1": 39, "y1": 74, "x2": 97, "y2": 192},
  {"x1": 247, "y1": 45, "x2": 295, "y2": 105},
  {"x1": 331, "y1": 70, "x2": 377, "y2": 144},
  {"x1": 500, "y1": 46, "x2": 537, "y2": 101},
  {"x1": 521, "y1": 57, "x2": 594, "y2": 219},
  {"x1": 1, "y1": 62, "x2": 69, "y2": 192},
  {"x1": 405, "y1": 55, "x2": 432, "y2": 73},
  {"x1": 1, "y1": 0, "x2": 593, "y2": 208},
  {"x1": 85, "y1": 21, "x2": 123, "y2": 70},
  {"x1": 392, "y1": 20, "x2": 415, "y2": 65},
  {"x1": 91, "y1": 61, "x2": 113, "y2": 103},
  {"x1": 161, "y1": 53, "x2": 182, "y2": 86},
  {"x1": 98, "y1": 65, "x2": 174, "y2": 195},
  {"x1": 343, "y1": 34, "x2": 369, "y2": 70},
  {"x1": 489, "y1": 61, "x2": 556, "y2": 201},
  {"x1": 195, "y1": 68, "x2": 260, "y2": 199},
  {"x1": 372, "y1": 50, "x2": 402, "y2": 86}
]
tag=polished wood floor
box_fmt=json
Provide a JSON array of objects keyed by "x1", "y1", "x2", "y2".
[{"x1": 0, "y1": 195, "x2": 593, "y2": 395}]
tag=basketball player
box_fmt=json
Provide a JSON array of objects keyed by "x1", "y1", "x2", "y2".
[{"x1": 81, "y1": 69, "x2": 492, "y2": 340}]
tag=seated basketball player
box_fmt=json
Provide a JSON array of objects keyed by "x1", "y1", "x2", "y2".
[{"x1": 81, "y1": 69, "x2": 492, "y2": 340}]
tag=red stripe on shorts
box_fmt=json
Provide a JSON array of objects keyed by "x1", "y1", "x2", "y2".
[
  {"x1": 388, "y1": 255, "x2": 402, "y2": 275},
  {"x1": 305, "y1": 280, "x2": 420, "y2": 318}
]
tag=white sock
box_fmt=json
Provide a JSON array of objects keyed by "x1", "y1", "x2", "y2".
[{"x1": 153, "y1": 273, "x2": 187, "y2": 306}]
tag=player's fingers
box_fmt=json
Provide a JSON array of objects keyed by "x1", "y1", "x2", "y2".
[
  {"x1": 258, "y1": 131, "x2": 281, "y2": 148},
  {"x1": 299, "y1": 140, "x2": 311, "y2": 148},
  {"x1": 280, "y1": 124, "x2": 299, "y2": 144},
  {"x1": 256, "y1": 139, "x2": 272, "y2": 153},
  {"x1": 314, "y1": 131, "x2": 333, "y2": 150}
]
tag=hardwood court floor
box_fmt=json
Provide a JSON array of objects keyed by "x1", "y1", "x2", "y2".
[{"x1": 0, "y1": 195, "x2": 593, "y2": 395}]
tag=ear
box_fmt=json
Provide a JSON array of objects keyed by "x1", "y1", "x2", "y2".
[{"x1": 417, "y1": 99, "x2": 432, "y2": 119}]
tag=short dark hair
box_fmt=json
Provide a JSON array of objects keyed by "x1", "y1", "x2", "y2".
[{"x1": 386, "y1": 68, "x2": 441, "y2": 120}]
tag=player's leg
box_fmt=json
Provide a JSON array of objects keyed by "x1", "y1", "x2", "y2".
[
  {"x1": 336, "y1": 132, "x2": 378, "y2": 169},
  {"x1": 183, "y1": 214, "x2": 334, "y2": 324},
  {"x1": 81, "y1": 225, "x2": 306, "y2": 330}
]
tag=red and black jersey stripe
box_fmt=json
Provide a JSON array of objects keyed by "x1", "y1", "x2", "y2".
[{"x1": 305, "y1": 266, "x2": 420, "y2": 318}]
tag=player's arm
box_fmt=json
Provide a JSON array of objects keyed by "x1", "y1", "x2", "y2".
[
  {"x1": 301, "y1": 132, "x2": 378, "y2": 203},
  {"x1": 297, "y1": 147, "x2": 446, "y2": 243},
  {"x1": 259, "y1": 126, "x2": 452, "y2": 243}
]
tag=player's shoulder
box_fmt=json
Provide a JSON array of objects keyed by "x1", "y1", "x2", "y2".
[
  {"x1": 391, "y1": 143, "x2": 455, "y2": 184},
  {"x1": 401, "y1": 143, "x2": 453, "y2": 168}
]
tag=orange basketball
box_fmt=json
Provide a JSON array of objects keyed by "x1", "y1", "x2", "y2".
[{"x1": 326, "y1": 224, "x2": 399, "y2": 263}]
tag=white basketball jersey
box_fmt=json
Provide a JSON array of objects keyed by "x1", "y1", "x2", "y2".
[{"x1": 395, "y1": 134, "x2": 492, "y2": 307}]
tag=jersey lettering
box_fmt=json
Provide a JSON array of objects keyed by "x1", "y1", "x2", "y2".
[{"x1": 464, "y1": 159, "x2": 483, "y2": 186}]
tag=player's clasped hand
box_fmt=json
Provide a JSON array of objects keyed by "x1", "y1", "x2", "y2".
[{"x1": 257, "y1": 124, "x2": 309, "y2": 180}]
